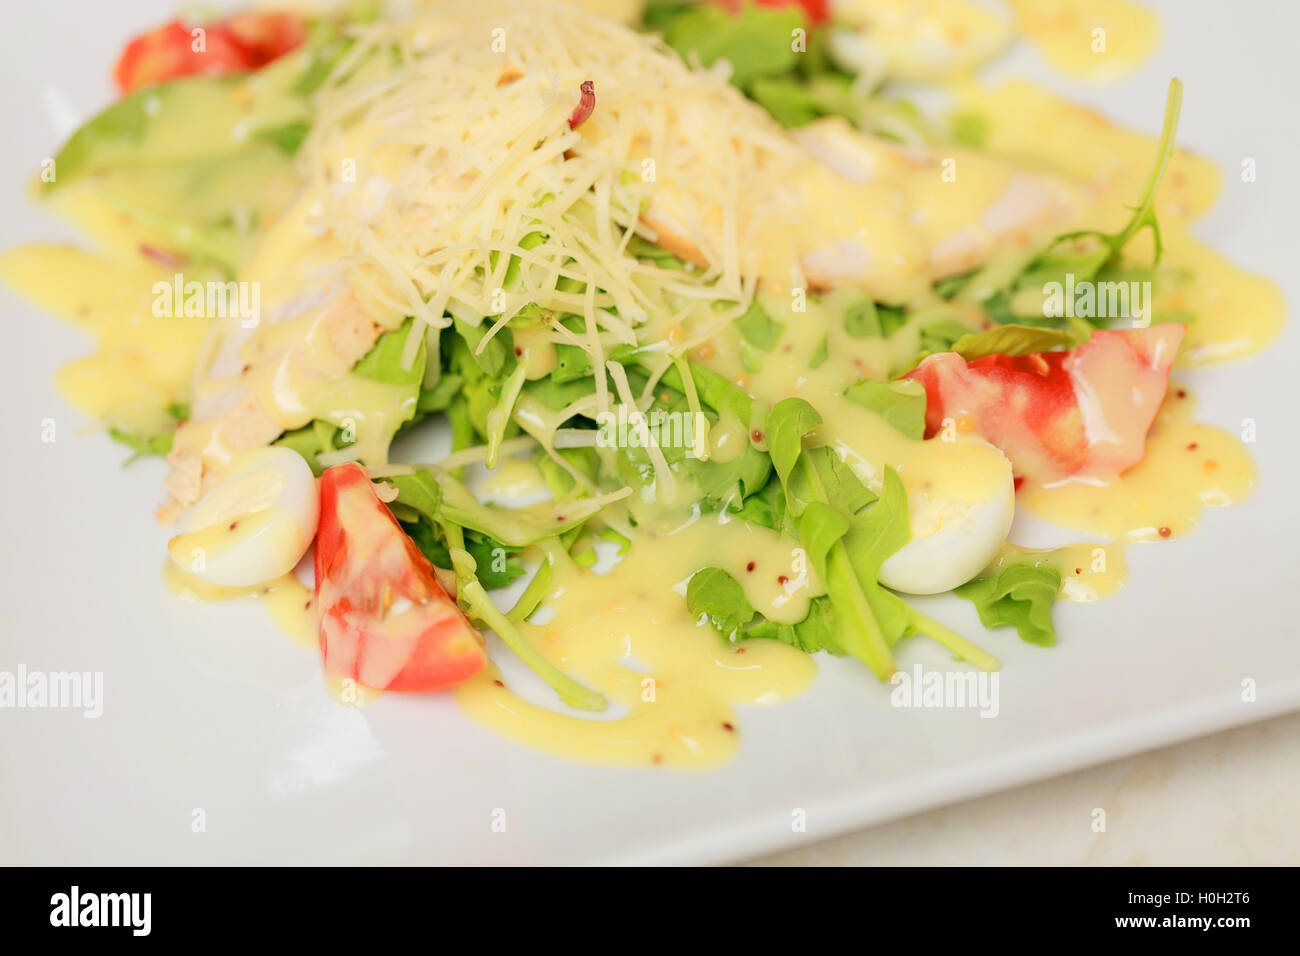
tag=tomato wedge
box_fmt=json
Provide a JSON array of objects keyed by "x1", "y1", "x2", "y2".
[
  {"x1": 114, "y1": 20, "x2": 253, "y2": 93},
  {"x1": 112, "y1": 12, "x2": 306, "y2": 94},
  {"x1": 219, "y1": 12, "x2": 307, "y2": 68},
  {"x1": 314, "y1": 463, "x2": 487, "y2": 693},
  {"x1": 905, "y1": 325, "x2": 1185, "y2": 483},
  {"x1": 714, "y1": 0, "x2": 830, "y2": 25}
]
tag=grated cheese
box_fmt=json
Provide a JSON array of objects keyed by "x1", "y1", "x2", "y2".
[{"x1": 297, "y1": 0, "x2": 817, "y2": 375}]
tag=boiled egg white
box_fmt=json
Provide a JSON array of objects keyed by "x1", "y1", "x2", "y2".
[
  {"x1": 828, "y1": 0, "x2": 1013, "y2": 83},
  {"x1": 879, "y1": 440, "x2": 1015, "y2": 595},
  {"x1": 167, "y1": 447, "x2": 319, "y2": 588}
]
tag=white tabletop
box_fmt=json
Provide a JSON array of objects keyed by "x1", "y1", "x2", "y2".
[{"x1": 747, "y1": 712, "x2": 1300, "y2": 865}]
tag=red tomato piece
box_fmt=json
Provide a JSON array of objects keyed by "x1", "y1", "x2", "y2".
[
  {"x1": 113, "y1": 20, "x2": 253, "y2": 93},
  {"x1": 905, "y1": 325, "x2": 1185, "y2": 482},
  {"x1": 314, "y1": 463, "x2": 487, "y2": 693},
  {"x1": 714, "y1": 0, "x2": 830, "y2": 25},
  {"x1": 219, "y1": 12, "x2": 308, "y2": 68},
  {"x1": 112, "y1": 12, "x2": 306, "y2": 94}
]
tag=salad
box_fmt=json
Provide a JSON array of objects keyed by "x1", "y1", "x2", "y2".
[{"x1": 3, "y1": 0, "x2": 1282, "y2": 767}]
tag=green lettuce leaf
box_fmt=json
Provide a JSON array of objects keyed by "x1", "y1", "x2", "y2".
[
  {"x1": 955, "y1": 564, "x2": 1062, "y2": 646},
  {"x1": 686, "y1": 567, "x2": 845, "y2": 655},
  {"x1": 947, "y1": 324, "x2": 1085, "y2": 361},
  {"x1": 736, "y1": 298, "x2": 785, "y2": 351},
  {"x1": 661, "y1": 4, "x2": 802, "y2": 87},
  {"x1": 843, "y1": 378, "x2": 927, "y2": 439}
]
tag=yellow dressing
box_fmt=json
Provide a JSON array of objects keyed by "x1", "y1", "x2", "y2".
[
  {"x1": 1009, "y1": 0, "x2": 1159, "y2": 82},
  {"x1": 477, "y1": 457, "x2": 550, "y2": 501},
  {"x1": 1158, "y1": 232, "x2": 1287, "y2": 366},
  {"x1": 164, "y1": 562, "x2": 315, "y2": 648},
  {"x1": 1019, "y1": 386, "x2": 1256, "y2": 541},
  {"x1": 984, "y1": 541, "x2": 1128, "y2": 603},
  {"x1": 167, "y1": 507, "x2": 280, "y2": 568},
  {"x1": 705, "y1": 289, "x2": 1011, "y2": 509},
  {"x1": 456, "y1": 515, "x2": 819, "y2": 768},
  {"x1": 1, "y1": 236, "x2": 210, "y2": 434},
  {"x1": 953, "y1": 80, "x2": 1220, "y2": 228}
]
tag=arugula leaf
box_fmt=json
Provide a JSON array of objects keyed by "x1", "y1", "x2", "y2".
[
  {"x1": 840, "y1": 470, "x2": 997, "y2": 670},
  {"x1": 732, "y1": 477, "x2": 780, "y2": 530},
  {"x1": 844, "y1": 298, "x2": 907, "y2": 339},
  {"x1": 551, "y1": 319, "x2": 640, "y2": 383},
  {"x1": 661, "y1": 4, "x2": 802, "y2": 87},
  {"x1": 736, "y1": 298, "x2": 785, "y2": 351},
  {"x1": 933, "y1": 272, "x2": 976, "y2": 300},
  {"x1": 967, "y1": 79, "x2": 1185, "y2": 331},
  {"x1": 686, "y1": 567, "x2": 756, "y2": 641},
  {"x1": 403, "y1": 518, "x2": 525, "y2": 591},
  {"x1": 784, "y1": 445, "x2": 876, "y2": 521},
  {"x1": 795, "y1": 501, "x2": 851, "y2": 573},
  {"x1": 291, "y1": 17, "x2": 357, "y2": 96},
  {"x1": 765, "y1": 397, "x2": 823, "y2": 490},
  {"x1": 418, "y1": 372, "x2": 465, "y2": 414},
  {"x1": 253, "y1": 120, "x2": 311, "y2": 156},
  {"x1": 841, "y1": 466, "x2": 911, "y2": 580},
  {"x1": 107, "y1": 402, "x2": 188, "y2": 464},
  {"x1": 625, "y1": 235, "x2": 688, "y2": 270},
  {"x1": 1050, "y1": 78, "x2": 1183, "y2": 268},
  {"x1": 918, "y1": 318, "x2": 975, "y2": 356},
  {"x1": 388, "y1": 470, "x2": 442, "y2": 519},
  {"x1": 439, "y1": 519, "x2": 605, "y2": 710},
  {"x1": 955, "y1": 564, "x2": 1062, "y2": 646},
  {"x1": 655, "y1": 360, "x2": 773, "y2": 503},
  {"x1": 809, "y1": 334, "x2": 829, "y2": 369},
  {"x1": 484, "y1": 360, "x2": 528, "y2": 469},
  {"x1": 686, "y1": 568, "x2": 844, "y2": 655},
  {"x1": 274, "y1": 419, "x2": 339, "y2": 475},
  {"x1": 761, "y1": 596, "x2": 845, "y2": 655},
  {"x1": 949, "y1": 110, "x2": 988, "y2": 148},
  {"x1": 947, "y1": 324, "x2": 1085, "y2": 361},
  {"x1": 353, "y1": 318, "x2": 426, "y2": 385},
  {"x1": 750, "y1": 74, "x2": 862, "y2": 128},
  {"x1": 764, "y1": 399, "x2": 999, "y2": 677},
  {"x1": 844, "y1": 378, "x2": 927, "y2": 439},
  {"x1": 765, "y1": 398, "x2": 896, "y2": 677},
  {"x1": 108, "y1": 427, "x2": 173, "y2": 462},
  {"x1": 452, "y1": 315, "x2": 514, "y2": 378},
  {"x1": 432, "y1": 466, "x2": 622, "y2": 547}
]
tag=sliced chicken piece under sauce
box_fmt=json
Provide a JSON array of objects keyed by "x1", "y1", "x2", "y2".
[
  {"x1": 794, "y1": 118, "x2": 1088, "y2": 282},
  {"x1": 639, "y1": 119, "x2": 1085, "y2": 299},
  {"x1": 161, "y1": 288, "x2": 383, "y2": 522}
]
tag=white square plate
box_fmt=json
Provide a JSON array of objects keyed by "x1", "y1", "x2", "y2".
[{"x1": 1, "y1": 0, "x2": 1297, "y2": 865}]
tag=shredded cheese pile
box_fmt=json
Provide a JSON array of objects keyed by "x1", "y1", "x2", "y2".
[{"x1": 297, "y1": 0, "x2": 812, "y2": 397}]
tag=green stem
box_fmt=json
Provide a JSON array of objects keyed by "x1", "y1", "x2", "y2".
[
  {"x1": 444, "y1": 524, "x2": 605, "y2": 711},
  {"x1": 507, "y1": 553, "x2": 553, "y2": 625},
  {"x1": 909, "y1": 608, "x2": 1000, "y2": 673},
  {"x1": 826, "y1": 543, "x2": 897, "y2": 680},
  {"x1": 1109, "y1": 78, "x2": 1183, "y2": 256},
  {"x1": 484, "y1": 359, "x2": 529, "y2": 470},
  {"x1": 798, "y1": 452, "x2": 896, "y2": 680}
]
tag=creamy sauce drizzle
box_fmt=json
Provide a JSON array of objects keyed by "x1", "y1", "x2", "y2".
[
  {"x1": 1019, "y1": 384, "x2": 1256, "y2": 541},
  {"x1": 984, "y1": 541, "x2": 1128, "y2": 603},
  {"x1": 164, "y1": 561, "x2": 315, "y2": 648},
  {"x1": 1009, "y1": 0, "x2": 1159, "y2": 82},
  {"x1": 456, "y1": 516, "x2": 818, "y2": 768}
]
